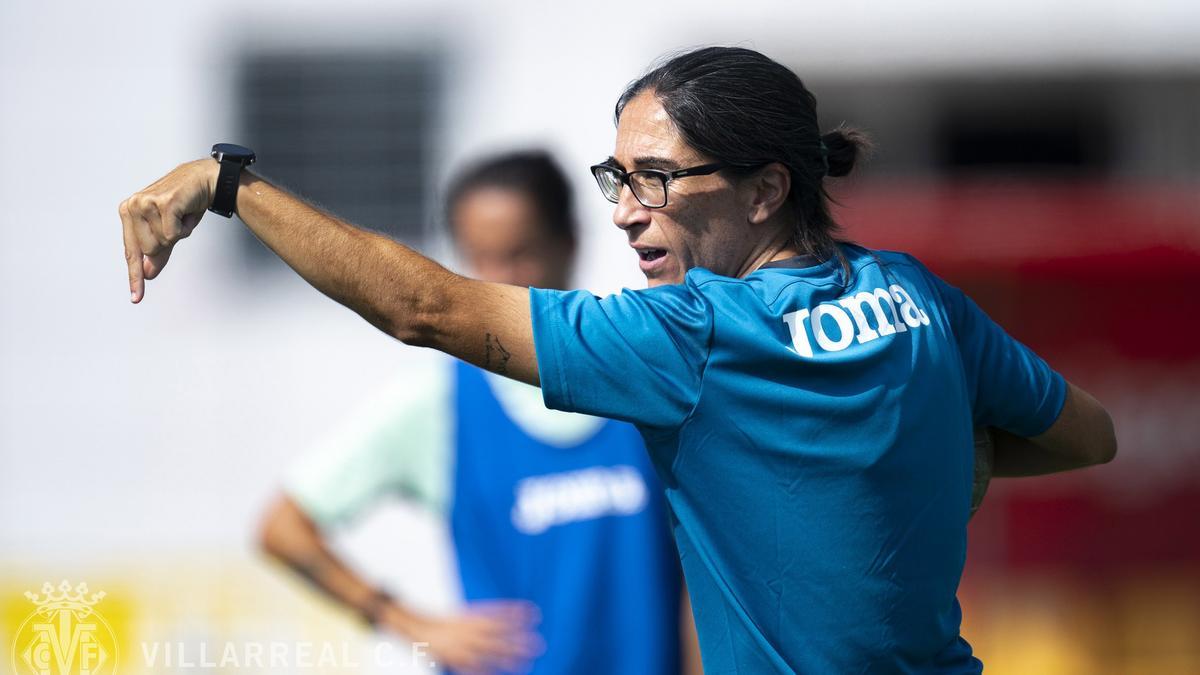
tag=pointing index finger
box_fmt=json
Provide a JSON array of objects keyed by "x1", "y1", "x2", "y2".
[{"x1": 120, "y1": 200, "x2": 145, "y2": 303}]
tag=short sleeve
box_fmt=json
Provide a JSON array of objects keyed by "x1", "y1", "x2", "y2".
[
  {"x1": 529, "y1": 281, "x2": 713, "y2": 429},
  {"x1": 924, "y1": 268, "x2": 1067, "y2": 437},
  {"x1": 285, "y1": 362, "x2": 453, "y2": 526}
]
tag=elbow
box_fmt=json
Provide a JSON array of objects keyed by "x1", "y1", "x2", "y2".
[
  {"x1": 1093, "y1": 409, "x2": 1118, "y2": 466},
  {"x1": 257, "y1": 517, "x2": 280, "y2": 560},
  {"x1": 257, "y1": 497, "x2": 291, "y2": 560},
  {"x1": 1060, "y1": 383, "x2": 1118, "y2": 469},
  {"x1": 353, "y1": 294, "x2": 432, "y2": 346},
  {"x1": 387, "y1": 280, "x2": 455, "y2": 348},
  {"x1": 385, "y1": 302, "x2": 440, "y2": 347},
  {"x1": 372, "y1": 269, "x2": 454, "y2": 347},
  {"x1": 1072, "y1": 406, "x2": 1117, "y2": 468},
  {"x1": 390, "y1": 303, "x2": 439, "y2": 347}
]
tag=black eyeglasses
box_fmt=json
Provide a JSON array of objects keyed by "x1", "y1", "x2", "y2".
[{"x1": 589, "y1": 162, "x2": 731, "y2": 208}]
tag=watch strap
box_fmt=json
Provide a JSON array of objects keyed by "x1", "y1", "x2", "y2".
[{"x1": 210, "y1": 158, "x2": 243, "y2": 218}]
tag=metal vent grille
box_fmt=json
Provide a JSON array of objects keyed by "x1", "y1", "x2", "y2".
[{"x1": 236, "y1": 51, "x2": 439, "y2": 262}]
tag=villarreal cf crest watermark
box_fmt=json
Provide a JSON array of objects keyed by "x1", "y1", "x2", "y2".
[
  {"x1": 10, "y1": 581, "x2": 118, "y2": 675},
  {"x1": 7, "y1": 578, "x2": 440, "y2": 672}
]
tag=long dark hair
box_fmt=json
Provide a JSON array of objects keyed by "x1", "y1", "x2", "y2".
[{"x1": 616, "y1": 47, "x2": 870, "y2": 272}]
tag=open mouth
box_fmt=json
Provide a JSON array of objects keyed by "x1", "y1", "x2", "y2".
[{"x1": 637, "y1": 248, "x2": 667, "y2": 262}]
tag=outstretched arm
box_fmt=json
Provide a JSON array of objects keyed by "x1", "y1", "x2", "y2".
[{"x1": 119, "y1": 159, "x2": 538, "y2": 384}]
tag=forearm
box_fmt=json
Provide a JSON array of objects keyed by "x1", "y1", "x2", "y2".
[
  {"x1": 121, "y1": 158, "x2": 540, "y2": 383},
  {"x1": 234, "y1": 169, "x2": 452, "y2": 344},
  {"x1": 259, "y1": 497, "x2": 387, "y2": 620},
  {"x1": 234, "y1": 168, "x2": 538, "y2": 383},
  {"x1": 991, "y1": 427, "x2": 1099, "y2": 477}
]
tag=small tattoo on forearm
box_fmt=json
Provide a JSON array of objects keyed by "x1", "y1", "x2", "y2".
[{"x1": 484, "y1": 332, "x2": 512, "y2": 375}]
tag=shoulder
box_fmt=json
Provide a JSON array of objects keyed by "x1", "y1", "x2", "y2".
[
  {"x1": 855, "y1": 246, "x2": 941, "y2": 283},
  {"x1": 836, "y1": 245, "x2": 948, "y2": 301},
  {"x1": 627, "y1": 277, "x2": 715, "y2": 307},
  {"x1": 574, "y1": 280, "x2": 716, "y2": 330},
  {"x1": 843, "y1": 244, "x2": 927, "y2": 276}
]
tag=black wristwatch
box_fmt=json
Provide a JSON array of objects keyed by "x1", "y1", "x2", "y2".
[{"x1": 209, "y1": 143, "x2": 256, "y2": 217}]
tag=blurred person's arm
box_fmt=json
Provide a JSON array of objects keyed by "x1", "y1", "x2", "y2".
[
  {"x1": 119, "y1": 160, "x2": 539, "y2": 384},
  {"x1": 259, "y1": 372, "x2": 542, "y2": 672},
  {"x1": 258, "y1": 494, "x2": 388, "y2": 622},
  {"x1": 991, "y1": 382, "x2": 1116, "y2": 477},
  {"x1": 258, "y1": 496, "x2": 542, "y2": 673}
]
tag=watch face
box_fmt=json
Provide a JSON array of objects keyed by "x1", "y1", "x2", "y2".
[{"x1": 211, "y1": 143, "x2": 256, "y2": 164}]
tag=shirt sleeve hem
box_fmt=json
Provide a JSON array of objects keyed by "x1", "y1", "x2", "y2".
[
  {"x1": 1036, "y1": 369, "x2": 1065, "y2": 432},
  {"x1": 1030, "y1": 370, "x2": 1069, "y2": 437},
  {"x1": 530, "y1": 287, "x2": 574, "y2": 412}
]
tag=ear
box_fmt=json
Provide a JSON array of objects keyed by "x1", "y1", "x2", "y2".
[{"x1": 746, "y1": 162, "x2": 791, "y2": 225}]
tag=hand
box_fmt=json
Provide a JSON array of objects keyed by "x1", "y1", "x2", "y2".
[
  {"x1": 378, "y1": 600, "x2": 544, "y2": 674},
  {"x1": 118, "y1": 158, "x2": 219, "y2": 303}
]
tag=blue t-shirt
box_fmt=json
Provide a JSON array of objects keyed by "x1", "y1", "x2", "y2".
[{"x1": 529, "y1": 244, "x2": 1066, "y2": 674}]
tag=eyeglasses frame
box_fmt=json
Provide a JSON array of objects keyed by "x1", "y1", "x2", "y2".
[{"x1": 589, "y1": 161, "x2": 732, "y2": 208}]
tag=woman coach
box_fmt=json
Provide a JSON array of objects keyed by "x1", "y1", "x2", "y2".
[{"x1": 119, "y1": 47, "x2": 1116, "y2": 673}]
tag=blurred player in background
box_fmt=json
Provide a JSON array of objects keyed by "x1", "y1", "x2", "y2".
[{"x1": 258, "y1": 151, "x2": 700, "y2": 675}]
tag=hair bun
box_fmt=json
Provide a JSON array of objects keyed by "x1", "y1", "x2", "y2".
[{"x1": 820, "y1": 126, "x2": 873, "y2": 178}]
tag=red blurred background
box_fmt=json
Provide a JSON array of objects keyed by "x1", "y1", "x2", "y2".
[{"x1": 841, "y1": 178, "x2": 1200, "y2": 673}]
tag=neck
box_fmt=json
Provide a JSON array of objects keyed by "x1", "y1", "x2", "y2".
[{"x1": 736, "y1": 228, "x2": 803, "y2": 278}]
